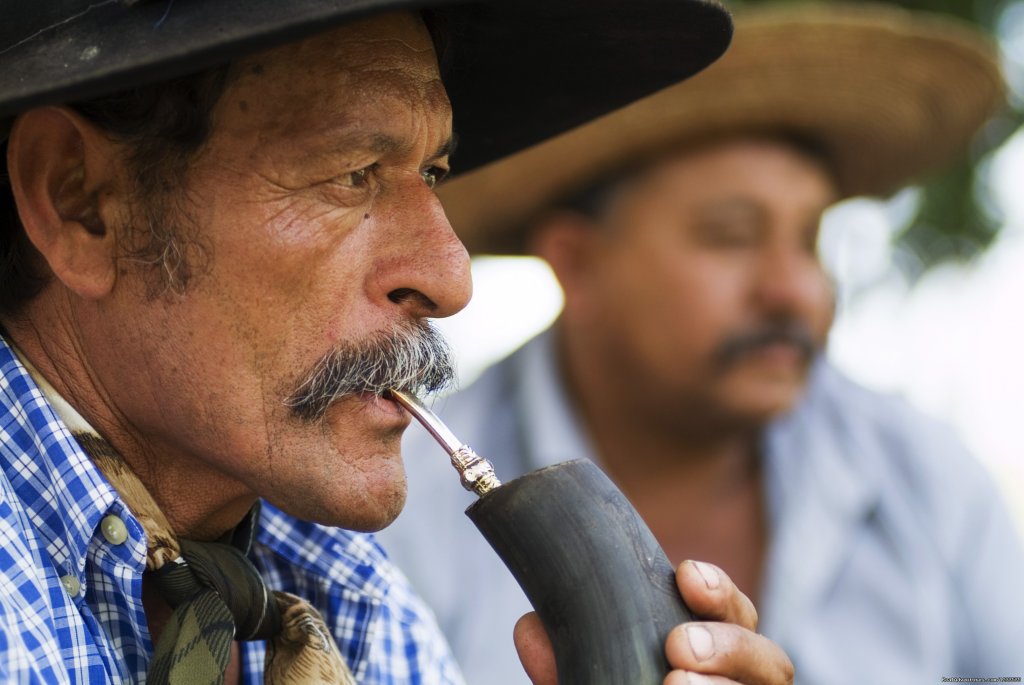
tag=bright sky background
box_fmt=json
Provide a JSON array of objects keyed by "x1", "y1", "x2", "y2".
[{"x1": 431, "y1": 128, "x2": 1024, "y2": 537}]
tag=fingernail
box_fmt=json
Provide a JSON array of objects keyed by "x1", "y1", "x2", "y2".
[
  {"x1": 686, "y1": 625, "x2": 715, "y2": 662},
  {"x1": 687, "y1": 673, "x2": 714, "y2": 685},
  {"x1": 689, "y1": 560, "x2": 720, "y2": 589}
]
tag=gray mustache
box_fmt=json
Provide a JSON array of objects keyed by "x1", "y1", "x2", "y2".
[
  {"x1": 712, "y1": 322, "x2": 818, "y2": 370},
  {"x1": 284, "y1": 322, "x2": 456, "y2": 422}
]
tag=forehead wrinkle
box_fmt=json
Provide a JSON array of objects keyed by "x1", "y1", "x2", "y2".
[
  {"x1": 244, "y1": 12, "x2": 436, "y2": 70},
  {"x1": 339, "y1": 64, "x2": 449, "y2": 117},
  {"x1": 300, "y1": 69, "x2": 451, "y2": 163},
  {"x1": 225, "y1": 15, "x2": 448, "y2": 121},
  {"x1": 336, "y1": 35, "x2": 437, "y2": 67},
  {"x1": 298, "y1": 131, "x2": 405, "y2": 167},
  {"x1": 216, "y1": 68, "x2": 450, "y2": 160},
  {"x1": 209, "y1": 19, "x2": 451, "y2": 175},
  {"x1": 268, "y1": 65, "x2": 449, "y2": 141},
  {"x1": 297, "y1": 120, "x2": 454, "y2": 161},
  {"x1": 294, "y1": 18, "x2": 444, "y2": 108}
]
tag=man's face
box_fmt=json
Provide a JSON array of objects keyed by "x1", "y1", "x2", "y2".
[
  {"x1": 84, "y1": 13, "x2": 470, "y2": 531},
  {"x1": 564, "y1": 138, "x2": 835, "y2": 434}
]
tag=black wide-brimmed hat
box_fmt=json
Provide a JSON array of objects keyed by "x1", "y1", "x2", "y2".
[
  {"x1": 0, "y1": 0, "x2": 732, "y2": 175},
  {"x1": 439, "y1": 2, "x2": 1005, "y2": 254}
]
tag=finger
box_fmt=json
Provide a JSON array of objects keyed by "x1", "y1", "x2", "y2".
[
  {"x1": 513, "y1": 612, "x2": 558, "y2": 685},
  {"x1": 665, "y1": 622, "x2": 795, "y2": 685},
  {"x1": 677, "y1": 560, "x2": 758, "y2": 630}
]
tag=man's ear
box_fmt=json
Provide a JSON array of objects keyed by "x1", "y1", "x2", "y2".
[
  {"x1": 7, "y1": 107, "x2": 121, "y2": 299},
  {"x1": 528, "y1": 210, "x2": 600, "y2": 311}
]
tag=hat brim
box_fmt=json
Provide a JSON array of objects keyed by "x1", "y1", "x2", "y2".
[
  {"x1": 0, "y1": 0, "x2": 732, "y2": 174},
  {"x1": 439, "y1": 3, "x2": 1005, "y2": 255}
]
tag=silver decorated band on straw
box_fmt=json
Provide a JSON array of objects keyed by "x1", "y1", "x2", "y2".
[{"x1": 388, "y1": 389, "x2": 501, "y2": 497}]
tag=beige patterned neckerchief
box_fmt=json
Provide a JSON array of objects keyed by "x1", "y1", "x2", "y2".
[{"x1": 16, "y1": 347, "x2": 356, "y2": 684}]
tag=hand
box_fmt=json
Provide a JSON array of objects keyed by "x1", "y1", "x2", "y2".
[{"x1": 513, "y1": 560, "x2": 794, "y2": 685}]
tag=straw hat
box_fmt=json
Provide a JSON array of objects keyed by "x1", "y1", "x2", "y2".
[
  {"x1": 441, "y1": 2, "x2": 1006, "y2": 254},
  {"x1": 0, "y1": 0, "x2": 732, "y2": 175}
]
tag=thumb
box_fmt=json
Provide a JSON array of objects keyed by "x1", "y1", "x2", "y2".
[{"x1": 513, "y1": 612, "x2": 557, "y2": 685}]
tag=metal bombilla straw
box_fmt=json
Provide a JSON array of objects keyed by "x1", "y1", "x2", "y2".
[{"x1": 389, "y1": 389, "x2": 693, "y2": 685}]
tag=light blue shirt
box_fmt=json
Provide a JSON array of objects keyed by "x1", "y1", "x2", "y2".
[
  {"x1": 0, "y1": 335, "x2": 464, "y2": 684},
  {"x1": 380, "y1": 327, "x2": 1024, "y2": 685}
]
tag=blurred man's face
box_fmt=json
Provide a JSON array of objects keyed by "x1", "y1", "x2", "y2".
[{"x1": 560, "y1": 138, "x2": 836, "y2": 434}]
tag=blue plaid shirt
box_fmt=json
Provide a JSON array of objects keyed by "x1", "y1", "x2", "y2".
[{"x1": 0, "y1": 336, "x2": 465, "y2": 684}]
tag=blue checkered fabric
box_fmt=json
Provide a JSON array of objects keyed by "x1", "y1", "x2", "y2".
[{"x1": 0, "y1": 336, "x2": 465, "y2": 684}]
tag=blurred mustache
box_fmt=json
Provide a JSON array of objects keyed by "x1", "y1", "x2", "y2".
[
  {"x1": 711, "y1": 321, "x2": 819, "y2": 371},
  {"x1": 285, "y1": 321, "x2": 455, "y2": 422}
]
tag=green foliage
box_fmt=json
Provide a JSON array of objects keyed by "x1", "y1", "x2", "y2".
[{"x1": 736, "y1": 0, "x2": 1024, "y2": 276}]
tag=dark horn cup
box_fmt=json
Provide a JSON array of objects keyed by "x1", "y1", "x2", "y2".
[{"x1": 466, "y1": 458, "x2": 692, "y2": 684}]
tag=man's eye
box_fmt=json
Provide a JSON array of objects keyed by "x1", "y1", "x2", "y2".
[
  {"x1": 339, "y1": 165, "x2": 375, "y2": 188},
  {"x1": 421, "y1": 165, "x2": 449, "y2": 189}
]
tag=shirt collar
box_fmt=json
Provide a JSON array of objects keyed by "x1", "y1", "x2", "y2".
[{"x1": 0, "y1": 335, "x2": 121, "y2": 579}]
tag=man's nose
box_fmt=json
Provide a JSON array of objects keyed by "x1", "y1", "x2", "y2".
[
  {"x1": 378, "y1": 179, "x2": 473, "y2": 320},
  {"x1": 753, "y1": 244, "x2": 826, "y2": 315}
]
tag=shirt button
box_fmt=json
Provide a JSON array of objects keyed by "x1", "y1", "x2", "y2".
[
  {"x1": 60, "y1": 574, "x2": 82, "y2": 597},
  {"x1": 101, "y1": 515, "x2": 129, "y2": 545}
]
